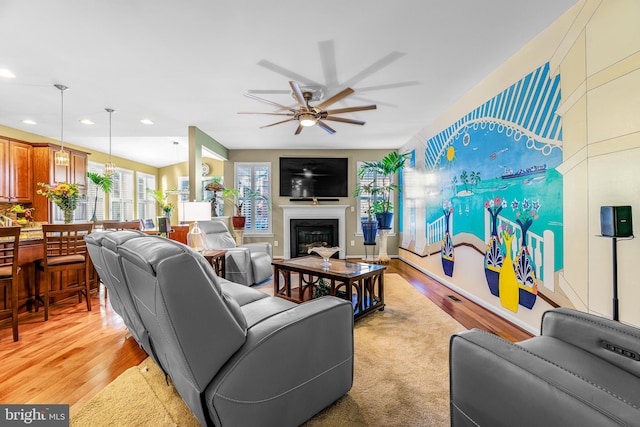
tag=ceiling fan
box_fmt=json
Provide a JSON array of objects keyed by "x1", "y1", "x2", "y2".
[{"x1": 239, "y1": 81, "x2": 376, "y2": 135}]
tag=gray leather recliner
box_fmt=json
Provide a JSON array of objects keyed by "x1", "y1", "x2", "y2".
[
  {"x1": 449, "y1": 307, "x2": 640, "y2": 426},
  {"x1": 87, "y1": 231, "x2": 354, "y2": 427},
  {"x1": 198, "y1": 220, "x2": 272, "y2": 286}
]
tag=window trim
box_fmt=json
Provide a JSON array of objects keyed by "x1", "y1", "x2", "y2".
[{"x1": 234, "y1": 162, "x2": 272, "y2": 236}]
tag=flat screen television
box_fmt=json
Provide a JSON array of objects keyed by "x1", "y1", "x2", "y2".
[{"x1": 279, "y1": 157, "x2": 348, "y2": 198}]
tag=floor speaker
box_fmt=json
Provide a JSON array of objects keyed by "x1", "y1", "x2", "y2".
[{"x1": 600, "y1": 206, "x2": 633, "y2": 237}]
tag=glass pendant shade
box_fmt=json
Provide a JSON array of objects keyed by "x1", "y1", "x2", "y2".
[
  {"x1": 54, "y1": 84, "x2": 70, "y2": 167},
  {"x1": 104, "y1": 161, "x2": 116, "y2": 176},
  {"x1": 54, "y1": 149, "x2": 70, "y2": 166}
]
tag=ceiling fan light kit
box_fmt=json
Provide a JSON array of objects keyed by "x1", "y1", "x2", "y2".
[{"x1": 239, "y1": 80, "x2": 376, "y2": 135}]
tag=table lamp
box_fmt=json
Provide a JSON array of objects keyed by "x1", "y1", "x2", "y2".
[{"x1": 181, "y1": 201, "x2": 211, "y2": 252}]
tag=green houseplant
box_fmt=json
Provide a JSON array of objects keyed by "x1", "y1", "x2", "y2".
[
  {"x1": 87, "y1": 172, "x2": 113, "y2": 222},
  {"x1": 354, "y1": 178, "x2": 380, "y2": 245},
  {"x1": 223, "y1": 188, "x2": 270, "y2": 230},
  {"x1": 146, "y1": 188, "x2": 174, "y2": 217},
  {"x1": 357, "y1": 151, "x2": 410, "y2": 230}
]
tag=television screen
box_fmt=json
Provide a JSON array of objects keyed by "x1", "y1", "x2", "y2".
[{"x1": 279, "y1": 157, "x2": 348, "y2": 197}]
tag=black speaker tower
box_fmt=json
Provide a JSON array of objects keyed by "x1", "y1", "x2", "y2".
[{"x1": 599, "y1": 206, "x2": 634, "y2": 321}]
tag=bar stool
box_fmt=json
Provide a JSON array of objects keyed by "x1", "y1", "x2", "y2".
[
  {"x1": 35, "y1": 223, "x2": 94, "y2": 321},
  {"x1": 0, "y1": 226, "x2": 21, "y2": 341}
]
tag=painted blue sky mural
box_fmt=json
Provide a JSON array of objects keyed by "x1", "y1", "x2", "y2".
[{"x1": 423, "y1": 62, "x2": 564, "y2": 290}]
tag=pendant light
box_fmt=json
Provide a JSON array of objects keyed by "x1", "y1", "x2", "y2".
[
  {"x1": 53, "y1": 84, "x2": 70, "y2": 166},
  {"x1": 104, "y1": 108, "x2": 116, "y2": 176}
]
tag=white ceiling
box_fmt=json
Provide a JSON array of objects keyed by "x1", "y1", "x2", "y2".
[{"x1": 0, "y1": 0, "x2": 577, "y2": 168}]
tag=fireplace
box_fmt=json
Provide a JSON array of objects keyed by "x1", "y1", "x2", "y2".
[
  {"x1": 281, "y1": 205, "x2": 348, "y2": 259},
  {"x1": 290, "y1": 219, "x2": 339, "y2": 258}
]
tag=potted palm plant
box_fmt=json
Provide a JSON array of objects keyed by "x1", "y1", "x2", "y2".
[
  {"x1": 223, "y1": 188, "x2": 270, "y2": 230},
  {"x1": 87, "y1": 172, "x2": 113, "y2": 222},
  {"x1": 358, "y1": 151, "x2": 410, "y2": 230},
  {"x1": 354, "y1": 179, "x2": 379, "y2": 245}
]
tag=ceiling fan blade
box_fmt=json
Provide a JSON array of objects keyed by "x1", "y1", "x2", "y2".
[
  {"x1": 257, "y1": 60, "x2": 322, "y2": 87},
  {"x1": 247, "y1": 89, "x2": 290, "y2": 95},
  {"x1": 318, "y1": 40, "x2": 339, "y2": 88},
  {"x1": 315, "y1": 87, "x2": 355, "y2": 110},
  {"x1": 289, "y1": 81, "x2": 309, "y2": 111},
  {"x1": 260, "y1": 118, "x2": 296, "y2": 128},
  {"x1": 356, "y1": 81, "x2": 421, "y2": 92},
  {"x1": 324, "y1": 116, "x2": 365, "y2": 125},
  {"x1": 244, "y1": 93, "x2": 295, "y2": 112},
  {"x1": 341, "y1": 51, "x2": 406, "y2": 88},
  {"x1": 294, "y1": 124, "x2": 304, "y2": 135},
  {"x1": 325, "y1": 105, "x2": 377, "y2": 115},
  {"x1": 238, "y1": 112, "x2": 295, "y2": 116},
  {"x1": 316, "y1": 120, "x2": 336, "y2": 134}
]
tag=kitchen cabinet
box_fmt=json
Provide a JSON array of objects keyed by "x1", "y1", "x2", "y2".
[
  {"x1": 0, "y1": 138, "x2": 33, "y2": 203},
  {"x1": 31, "y1": 143, "x2": 90, "y2": 223}
]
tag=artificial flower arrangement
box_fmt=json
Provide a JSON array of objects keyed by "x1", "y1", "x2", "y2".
[{"x1": 37, "y1": 182, "x2": 84, "y2": 223}]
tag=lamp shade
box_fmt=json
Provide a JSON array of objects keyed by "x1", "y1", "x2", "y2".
[{"x1": 180, "y1": 202, "x2": 211, "y2": 223}]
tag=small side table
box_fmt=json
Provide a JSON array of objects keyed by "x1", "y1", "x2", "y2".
[{"x1": 203, "y1": 249, "x2": 227, "y2": 278}]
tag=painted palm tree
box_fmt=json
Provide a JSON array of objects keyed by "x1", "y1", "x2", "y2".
[
  {"x1": 87, "y1": 172, "x2": 113, "y2": 222},
  {"x1": 470, "y1": 171, "x2": 481, "y2": 187},
  {"x1": 460, "y1": 170, "x2": 469, "y2": 192}
]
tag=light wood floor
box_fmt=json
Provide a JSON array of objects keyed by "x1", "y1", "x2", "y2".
[{"x1": 0, "y1": 259, "x2": 531, "y2": 415}]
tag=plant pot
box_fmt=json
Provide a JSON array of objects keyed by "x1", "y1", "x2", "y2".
[
  {"x1": 375, "y1": 212, "x2": 393, "y2": 230},
  {"x1": 232, "y1": 216, "x2": 246, "y2": 230},
  {"x1": 361, "y1": 219, "x2": 378, "y2": 245}
]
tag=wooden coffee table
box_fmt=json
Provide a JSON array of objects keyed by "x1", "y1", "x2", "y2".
[{"x1": 272, "y1": 256, "x2": 385, "y2": 320}]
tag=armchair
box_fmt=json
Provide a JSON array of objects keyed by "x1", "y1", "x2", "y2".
[
  {"x1": 197, "y1": 220, "x2": 272, "y2": 286},
  {"x1": 449, "y1": 307, "x2": 640, "y2": 426}
]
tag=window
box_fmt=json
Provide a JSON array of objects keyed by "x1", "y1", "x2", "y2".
[
  {"x1": 86, "y1": 161, "x2": 107, "y2": 221},
  {"x1": 234, "y1": 162, "x2": 271, "y2": 234},
  {"x1": 136, "y1": 172, "x2": 156, "y2": 220},
  {"x1": 110, "y1": 168, "x2": 134, "y2": 220},
  {"x1": 178, "y1": 176, "x2": 189, "y2": 202},
  {"x1": 355, "y1": 161, "x2": 395, "y2": 234}
]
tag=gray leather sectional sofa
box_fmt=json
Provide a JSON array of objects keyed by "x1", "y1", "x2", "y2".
[
  {"x1": 450, "y1": 307, "x2": 640, "y2": 426},
  {"x1": 86, "y1": 230, "x2": 354, "y2": 426}
]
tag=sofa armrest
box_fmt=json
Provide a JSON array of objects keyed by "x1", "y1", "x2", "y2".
[
  {"x1": 449, "y1": 329, "x2": 638, "y2": 427},
  {"x1": 206, "y1": 296, "x2": 353, "y2": 426},
  {"x1": 541, "y1": 308, "x2": 640, "y2": 377},
  {"x1": 241, "y1": 242, "x2": 272, "y2": 257}
]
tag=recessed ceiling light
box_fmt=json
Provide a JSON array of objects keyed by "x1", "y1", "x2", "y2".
[
  {"x1": 140, "y1": 119, "x2": 154, "y2": 125},
  {"x1": 22, "y1": 119, "x2": 36, "y2": 125},
  {"x1": 80, "y1": 119, "x2": 95, "y2": 125},
  {"x1": 0, "y1": 69, "x2": 16, "y2": 79}
]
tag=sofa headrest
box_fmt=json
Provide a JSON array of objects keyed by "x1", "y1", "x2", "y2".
[
  {"x1": 118, "y1": 236, "x2": 188, "y2": 275},
  {"x1": 101, "y1": 230, "x2": 147, "y2": 252}
]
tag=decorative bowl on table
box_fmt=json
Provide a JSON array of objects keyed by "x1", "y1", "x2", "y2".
[{"x1": 308, "y1": 246, "x2": 342, "y2": 267}]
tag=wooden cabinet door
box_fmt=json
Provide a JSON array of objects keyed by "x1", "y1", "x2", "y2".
[
  {"x1": 71, "y1": 152, "x2": 87, "y2": 189},
  {"x1": 0, "y1": 139, "x2": 9, "y2": 201},
  {"x1": 9, "y1": 141, "x2": 33, "y2": 202}
]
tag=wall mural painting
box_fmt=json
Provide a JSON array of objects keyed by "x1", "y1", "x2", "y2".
[{"x1": 423, "y1": 62, "x2": 563, "y2": 312}]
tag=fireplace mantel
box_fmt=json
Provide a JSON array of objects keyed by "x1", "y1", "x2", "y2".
[{"x1": 282, "y1": 205, "x2": 349, "y2": 259}]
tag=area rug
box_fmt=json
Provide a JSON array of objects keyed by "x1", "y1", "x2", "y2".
[{"x1": 71, "y1": 273, "x2": 465, "y2": 426}]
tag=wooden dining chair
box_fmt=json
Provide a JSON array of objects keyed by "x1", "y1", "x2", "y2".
[
  {"x1": 102, "y1": 221, "x2": 141, "y2": 231},
  {"x1": 0, "y1": 226, "x2": 21, "y2": 341},
  {"x1": 35, "y1": 223, "x2": 94, "y2": 321}
]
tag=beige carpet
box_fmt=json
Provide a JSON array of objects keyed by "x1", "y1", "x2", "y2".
[{"x1": 71, "y1": 274, "x2": 465, "y2": 426}]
